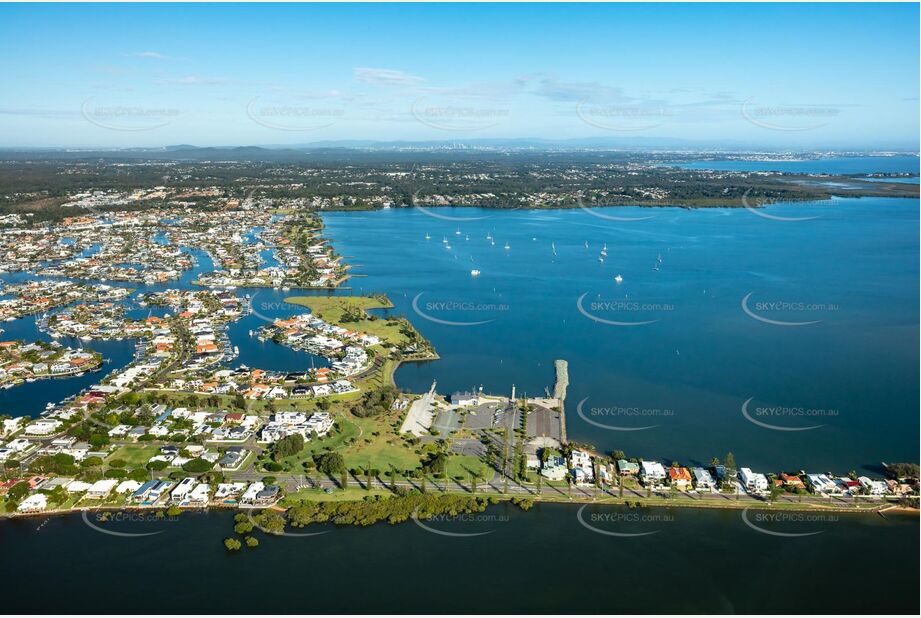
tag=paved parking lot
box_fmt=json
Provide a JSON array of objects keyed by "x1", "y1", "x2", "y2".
[
  {"x1": 526, "y1": 403, "x2": 562, "y2": 441},
  {"x1": 432, "y1": 408, "x2": 461, "y2": 434},
  {"x1": 464, "y1": 402, "x2": 503, "y2": 430}
]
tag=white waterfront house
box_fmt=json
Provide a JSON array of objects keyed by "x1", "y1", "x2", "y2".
[
  {"x1": 640, "y1": 460, "x2": 667, "y2": 484},
  {"x1": 739, "y1": 468, "x2": 769, "y2": 492}
]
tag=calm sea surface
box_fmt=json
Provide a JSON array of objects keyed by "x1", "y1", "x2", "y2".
[
  {"x1": 324, "y1": 198, "x2": 919, "y2": 472},
  {"x1": 0, "y1": 503, "x2": 916, "y2": 614},
  {"x1": 668, "y1": 155, "x2": 919, "y2": 175},
  {"x1": 1, "y1": 172, "x2": 918, "y2": 613}
]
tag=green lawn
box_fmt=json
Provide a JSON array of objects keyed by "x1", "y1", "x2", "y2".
[
  {"x1": 109, "y1": 445, "x2": 160, "y2": 467},
  {"x1": 445, "y1": 455, "x2": 493, "y2": 481},
  {"x1": 283, "y1": 295, "x2": 415, "y2": 347},
  {"x1": 342, "y1": 425, "x2": 422, "y2": 473}
]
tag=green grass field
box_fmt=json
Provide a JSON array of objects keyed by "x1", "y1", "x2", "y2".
[
  {"x1": 445, "y1": 454, "x2": 493, "y2": 481},
  {"x1": 284, "y1": 295, "x2": 418, "y2": 348},
  {"x1": 109, "y1": 445, "x2": 160, "y2": 467}
]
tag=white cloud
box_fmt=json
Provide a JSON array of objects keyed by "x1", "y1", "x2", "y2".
[
  {"x1": 131, "y1": 51, "x2": 169, "y2": 60},
  {"x1": 354, "y1": 67, "x2": 425, "y2": 87},
  {"x1": 157, "y1": 75, "x2": 227, "y2": 86}
]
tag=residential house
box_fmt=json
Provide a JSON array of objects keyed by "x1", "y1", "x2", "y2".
[
  {"x1": 668, "y1": 466, "x2": 693, "y2": 490},
  {"x1": 691, "y1": 467, "x2": 716, "y2": 492},
  {"x1": 640, "y1": 461, "x2": 667, "y2": 485},
  {"x1": 739, "y1": 468, "x2": 769, "y2": 493}
]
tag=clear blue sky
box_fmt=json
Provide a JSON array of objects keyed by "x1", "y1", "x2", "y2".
[{"x1": 1, "y1": 3, "x2": 917, "y2": 149}]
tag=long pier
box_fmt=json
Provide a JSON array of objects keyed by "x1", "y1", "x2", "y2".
[{"x1": 554, "y1": 359, "x2": 569, "y2": 444}]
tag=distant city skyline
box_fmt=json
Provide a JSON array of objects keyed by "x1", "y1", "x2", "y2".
[{"x1": 1, "y1": 3, "x2": 918, "y2": 149}]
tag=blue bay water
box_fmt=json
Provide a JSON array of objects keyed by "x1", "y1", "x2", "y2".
[
  {"x1": 0, "y1": 503, "x2": 917, "y2": 614},
  {"x1": 323, "y1": 197, "x2": 919, "y2": 472},
  {"x1": 669, "y1": 155, "x2": 919, "y2": 175}
]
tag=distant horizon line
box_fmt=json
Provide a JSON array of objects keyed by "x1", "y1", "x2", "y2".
[{"x1": 0, "y1": 141, "x2": 918, "y2": 155}]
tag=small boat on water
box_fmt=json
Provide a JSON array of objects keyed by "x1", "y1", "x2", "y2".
[
  {"x1": 614, "y1": 274, "x2": 623, "y2": 284},
  {"x1": 504, "y1": 242, "x2": 511, "y2": 250},
  {"x1": 425, "y1": 233, "x2": 431, "y2": 240},
  {"x1": 442, "y1": 236, "x2": 448, "y2": 244},
  {"x1": 445, "y1": 244, "x2": 452, "y2": 249},
  {"x1": 470, "y1": 269, "x2": 481, "y2": 277},
  {"x1": 455, "y1": 228, "x2": 462, "y2": 235}
]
